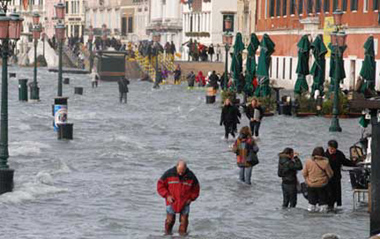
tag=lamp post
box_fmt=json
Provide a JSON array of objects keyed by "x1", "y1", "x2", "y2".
[
  {"x1": 153, "y1": 33, "x2": 161, "y2": 86},
  {"x1": 30, "y1": 12, "x2": 41, "y2": 101},
  {"x1": 329, "y1": 9, "x2": 346, "y2": 132},
  {"x1": 88, "y1": 26, "x2": 94, "y2": 73},
  {"x1": 223, "y1": 16, "x2": 233, "y2": 90},
  {"x1": 0, "y1": 4, "x2": 23, "y2": 194},
  {"x1": 55, "y1": 2, "x2": 65, "y2": 97}
]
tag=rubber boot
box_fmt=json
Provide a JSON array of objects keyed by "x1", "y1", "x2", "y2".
[
  {"x1": 178, "y1": 214, "x2": 189, "y2": 236},
  {"x1": 165, "y1": 214, "x2": 175, "y2": 235}
]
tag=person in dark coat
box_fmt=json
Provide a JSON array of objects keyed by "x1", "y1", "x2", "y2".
[
  {"x1": 244, "y1": 98, "x2": 264, "y2": 138},
  {"x1": 208, "y1": 44, "x2": 215, "y2": 62},
  {"x1": 325, "y1": 140, "x2": 356, "y2": 211},
  {"x1": 173, "y1": 65, "x2": 182, "y2": 85},
  {"x1": 208, "y1": 71, "x2": 219, "y2": 90},
  {"x1": 278, "y1": 148, "x2": 303, "y2": 208},
  {"x1": 220, "y1": 98, "x2": 241, "y2": 139},
  {"x1": 118, "y1": 77, "x2": 129, "y2": 103},
  {"x1": 186, "y1": 71, "x2": 195, "y2": 88}
]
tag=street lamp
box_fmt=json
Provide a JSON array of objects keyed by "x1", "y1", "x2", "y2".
[
  {"x1": 0, "y1": 6, "x2": 23, "y2": 194},
  {"x1": 223, "y1": 16, "x2": 233, "y2": 90},
  {"x1": 88, "y1": 25, "x2": 94, "y2": 73},
  {"x1": 329, "y1": 9, "x2": 346, "y2": 132},
  {"x1": 30, "y1": 12, "x2": 41, "y2": 101},
  {"x1": 55, "y1": 2, "x2": 65, "y2": 97},
  {"x1": 153, "y1": 33, "x2": 161, "y2": 87}
]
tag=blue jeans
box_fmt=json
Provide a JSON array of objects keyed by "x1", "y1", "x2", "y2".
[
  {"x1": 239, "y1": 166, "x2": 253, "y2": 184},
  {"x1": 166, "y1": 204, "x2": 190, "y2": 215}
]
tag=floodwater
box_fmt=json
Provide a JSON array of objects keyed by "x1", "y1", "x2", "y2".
[{"x1": 0, "y1": 67, "x2": 369, "y2": 239}]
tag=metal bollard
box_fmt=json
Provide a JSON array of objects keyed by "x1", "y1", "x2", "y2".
[
  {"x1": 53, "y1": 97, "x2": 73, "y2": 140},
  {"x1": 205, "y1": 87, "x2": 216, "y2": 104},
  {"x1": 9, "y1": 73, "x2": 16, "y2": 78},
  {"x1": 74, "y1": 87, "x2": 83, "y2": 95},
  {"x1": 18, "y1": 79, "x2": 28, "y2": 101},
  {"x1": 63, "y1": 78, "x2": 70, "y2": 84}
]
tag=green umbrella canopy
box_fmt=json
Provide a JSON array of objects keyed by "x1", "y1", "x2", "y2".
[
  {"x1": 244, "y1": 33, "x2": 260, "y2": 96},
  {"x1": 294, "y1": 35, "x2": 311, "y2": 95},
  {"x1": 359, "y1": 36, "x2": 376, "y2": 92},
  {"x1": 255, "y1": 34, "x2": 275, "y2": 97},
  {"x1": 256, "y1": 34, "x2": 275, "y2": 78},
  {"x1": 231, "y1": 32, "x2": 245, "y2": 91},
  {"x1": 310, "y1": 34, "x2": 328, "y2": 97},
  {"x1": 329, "y1": 43, "x2": 347, "y2": 86}
]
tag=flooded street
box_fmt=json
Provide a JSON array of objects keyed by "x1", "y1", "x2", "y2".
[{"x1": 0, "y1": 67, "x2": 369, "y2": 239}]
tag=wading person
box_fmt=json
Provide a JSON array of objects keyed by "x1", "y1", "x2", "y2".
[
  {"x1": 186, "y1": 71, "x2": 195, "y2": 88},
  {"x1": 173, "y1": 64, "x2": 182, "y2": 85},
  {"x1": 220, "y1": 98, "x2": 241, "y2": 140},
  {"x1": 232, "y1": 126, "x2": 259, "y2": 185},
  {"x1": 303, "y1": 147, "x2": 334, "y2": 212},
  {"x1": 118, "y1": 76, "x2": 129, "y2": 103},
  {"x1": 278, "y1": 148, "x2": 303, "y2": 208},
  {"x1": 244, "y1": 98, "x2": 264, "y2": 138},
  {"x1": 325, "y1": 140, "x2": 356, "y2": 211},
  {"x1": 91, "y1": 70, "x2": 99, "y2": 88},
  {"x1": 157, "y1": 160, "x2": 200, "y2": 236}
]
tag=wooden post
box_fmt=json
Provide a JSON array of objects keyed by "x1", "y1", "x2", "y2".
[{"x1": 370, "y1": 109, "x2": 380, "y2": 236}]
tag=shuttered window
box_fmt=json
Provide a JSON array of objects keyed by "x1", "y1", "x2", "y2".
[
  {"x1": 374, "y1": 0, "x2": 379, "y2": 11},
  {"x1": 307, "y1": 0, "x2": 313, "y2": 13},
  {"x1": 283, "y1": 0, "x2": 287, "y2": 15},
  {"x1": 276, "y1": 0, "x2": 281, "y2": 16},
  {"x1": 270, "y1": 0, "x2": 275, "y2": 16},
  {"x1": 342, "y1": 0, "x2": 347, "y2": 11},
  {"x1": 350, "y1": 0, "x2": 358, "y2": 11},
  {"x1": 324, "y1": 0, "x2": 330, "y2": 12},
  {"x1": 298, "y1": 0, "x2": 303, "y2": 14},
  {"x1": 290, "y1": 0, "x2": 296, "y2": 14},
  {"x1": 316, "y1": 0, "x2": 321, "y2": 12}
]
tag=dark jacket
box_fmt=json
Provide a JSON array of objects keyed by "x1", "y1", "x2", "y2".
[
  {"x1": 208, "y1": 73, "x2": 219, "y2": 89},
  {"x1": 157, "y1": 167, "x2": 200, "y2": 213},
  {"x1": 245, "y1": 104, "x2": 264, "y2": 120},
  {"x1": 325, "y1": 149, "x2": 355, "y2": 180},
  {"x1": 208, "y1": 46, "x2": 215, "y2": 55},
  {"x1": 174, "y1": 69, "x2": 181, "y2": 80},
  {"x1": 118, "y1": 78, "x2": 129, "y2": 93},
  {"x1": 220, "y1": 104, "x2": 241, "y2": 125},
  {"x1": 325, "y1": 149, "x2": 356, "y2": 206},
  {"x1": 278, "y1": 154, "x2": 303, "y2": 184}
]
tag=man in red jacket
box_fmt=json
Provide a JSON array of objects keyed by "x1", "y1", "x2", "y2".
[{"x1": 157, "y1": 160, "x2": 200, "y2": 236}]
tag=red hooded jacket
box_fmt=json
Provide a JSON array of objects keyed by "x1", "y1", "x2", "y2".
[{"x1": 157, "y1": 167, "x2": 200, "y2": 213}]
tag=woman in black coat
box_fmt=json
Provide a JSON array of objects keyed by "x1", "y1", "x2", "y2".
[
  {"x1": 325, "y1": 140, "x2": 356, "y2": 211},
  {"x1": 220, "y1": 98, "x2": 241, "y2": 139}
]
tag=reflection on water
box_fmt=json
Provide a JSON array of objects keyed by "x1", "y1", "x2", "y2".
[{"x1": 0, "y1": 67, "x2": 369, "y2": 239}]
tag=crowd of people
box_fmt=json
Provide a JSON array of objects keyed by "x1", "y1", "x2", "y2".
[{"x1": 184, "y1": 39, "x2": 222, "y2": 62}]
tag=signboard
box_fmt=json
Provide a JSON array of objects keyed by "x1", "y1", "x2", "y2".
[
  {"x1": 54, "y1": 105, "x2": 68, "y2": 131},
  {"x1": 323, "y1": 16, "x2": 335, "y2": 57}
]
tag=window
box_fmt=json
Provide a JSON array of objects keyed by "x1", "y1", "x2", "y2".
[
  {"x1": 307, "y1": 0, "x2": 313, "y2": 13},
  {"x1": 374, "y1": 0, "x2": 379, "y2": 11},
  {"x1": 190, "y1": 15, "x2": 193, "y2": 32},
  {"x1": 290, "y1": 0, "x2": 296, "y2": 14},
  {"x1": 342, "y1": 0, "x2": 347, "y2": 11},
  {"x1": 298, "y1": 0, "x2": 303, "y2": 14},
  {"x1": 276, "y1": 0, "x2": 281, "y2": 16},
  {"x1": 289, "y1": 58, "x2": 292, "y2": 80},
  {"x1": 128, "y1": 16, "x2": 133, "y2": 33},
  {"x1": 316, "y1": 0, "x2": 321, "y2": 12},
  {"x1": 364, "y1": 0, "x2": 369, "y2": 12},
  {"x1": 324, "y1": 0, "x2": 330, "y2": 12},
  {"x1": 270, "y1": 0, "x2": 275, "y2": 16},
  {"x1": 283, "y1": 0, "x2": 287, "y2": 15},
  {"x1": 350, "y1": 0, "x2": 358, "y2": 11},
  {"x1": 66, "y1": 1, "x2": 69, "y2": 14},
  {"x1": 333, "y1": 0, "x2": 338, "y2": 11},
  {"x1": 198, "y1": 15, "x2": 200, "y2": 32},
  {"x1": 122, "y1": 17, "x2": 127, "y2": 35}
]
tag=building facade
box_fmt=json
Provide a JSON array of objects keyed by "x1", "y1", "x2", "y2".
[
  {"x1": 147, "y1": 0, "x2": 183, "y2": 48},
  {"x1": 65, "y1": 0, "x2": 86, "y2": 37},
  {"x1": 236, "y1": 0, "x2": 257, "y2": 43},
  {"x1": 120, "y1": 0, "x2": 150, "y2": 42},
  {"x1": 255, "y1": 0, "x2": 380, "y2": 90},
  {"x1": 181, "y1": 0, "x2": 237, "y2": 60}
]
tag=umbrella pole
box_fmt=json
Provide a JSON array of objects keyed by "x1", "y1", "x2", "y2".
[{"x1": 329, "y1": 46, "x2": 342, "y2": 132}]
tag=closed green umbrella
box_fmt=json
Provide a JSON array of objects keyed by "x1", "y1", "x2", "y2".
[
  {"x1": 231, "y1": 32, "x2": 245, "y2": 91},
  {"x1": 255, "y1": 34, "x2": 275, "y2": 97},
  {"x1": 294, "y1": 35, "x2": 311, "y2": 95},
  {"x1": 310, "y1": 34, "x2": 327, "y2": 98},
  {"x1": 244, "y1": 33, "x2": 260, "y2": 96},
  {"x1": 359, "y1": 36, "x2": 376, "y2": 94},
  {"x1": 328, "y1": 43, "x2": 346, "y2": 92}
]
